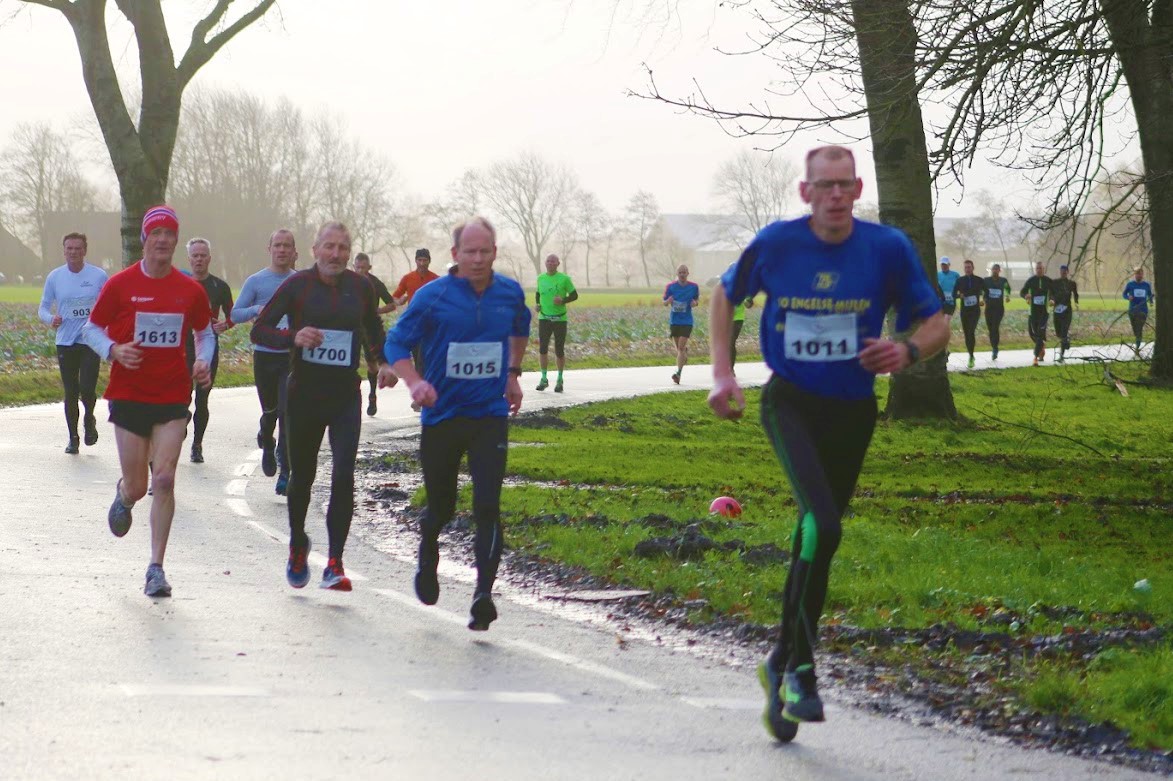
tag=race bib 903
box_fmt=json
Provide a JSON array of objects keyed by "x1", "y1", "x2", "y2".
[
  {"x1": 62, "y1": 296, "x2": 96, "y2": 319},
  {"x1": 303, "y1": 329, "x2": 353, "y2": 366},
  {"x1": 447, "y1": 341, "x2": 502, "y2": 380},
  {"x1": 784, "y1": 312, "x2": 858, "y2": 362},
  {"x1": 134, "y1": 312, "x2": 182, "y2": 348}
]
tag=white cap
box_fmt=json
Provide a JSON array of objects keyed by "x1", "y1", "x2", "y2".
[{"x1": 940, "y1": 257, "x2": 950, "y2": 265}]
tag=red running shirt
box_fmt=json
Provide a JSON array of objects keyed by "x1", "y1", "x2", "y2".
[{"x1": 89, "y1": 261, "x2": 212, "y2": 404}]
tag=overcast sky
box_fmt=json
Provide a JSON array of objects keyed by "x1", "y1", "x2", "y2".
[{"x1": 0, "y1": 0, "x2": 1042, "y2": 219}]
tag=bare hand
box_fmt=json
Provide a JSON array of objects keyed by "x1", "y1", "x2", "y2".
[
  {"x1": 553, "y1": 295, "x2": 563, "y2": 305},
  {"x1": 51, "y1": 315, "x2": 63, "y2": 328},
  {"x1": 192, "y1": 359, "x2": 212, "y2": 389},
  {"x1": 293, "y1": 327, "x2": 323, "y2": 349},
  {"x1": 708, "y1": 375, "x2": 745, "y2": 420},
  {"x1": 376, "y1": 363, "x2": 399, "y2": 389},
  {"x1": 212, "y1": 319, "x2": 230, "y2": 335},
  {"x1": 407, "y1": 378, "x2": 438, "y2": 409},
  {"x1": 506, "y1": 376, "x2": 523, "y2": 415},
  {"x1": 663, "y1": 296, "x2": 673, "y2": 306},
  {"x1": 859, "y1": 338, "x2": 910, "y2": 375},
  {"x1": 111, "y1": 341, "x2": 144, "y2": 370}
]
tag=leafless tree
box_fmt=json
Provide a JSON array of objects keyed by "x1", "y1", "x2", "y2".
[
  {"x1": 480, "y1": 151, "x2": 577, "y2": 276},
  {"x1": 624, "y1": 189, "x2": 660, "y2": 286},
  {"x1": 565, "y1": 189, "x2": 610, "y2": 287},
  {"x1": 13, "y1": 0, "x2": 278, "y2": 265},
  {"x1": 711, "y1": 149, "x2": 797, "y2": 238},
  {"x1": 313, "y1": 116, "x2": 399, "y2": 259}
]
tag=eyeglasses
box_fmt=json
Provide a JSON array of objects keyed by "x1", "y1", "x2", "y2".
[{"x1": 807, "y1": 179, "x2": 858, "y2": 192}]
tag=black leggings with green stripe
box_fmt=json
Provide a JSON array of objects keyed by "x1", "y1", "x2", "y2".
[{"x1": 760, "y1": 377, "x2": 877, "y2": 672}]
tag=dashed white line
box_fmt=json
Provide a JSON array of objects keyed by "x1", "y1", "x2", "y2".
[
  {"x1": 226, "y1": 498, "x2": 253, "y2": 517},
  {"x1": 119, "y1": 684, "x2": 269, "y2": 697},
  {"x1": 408, "y1": 690, "x2": 566, "y2": 705},
  {"x1": 234, "y1": 463, "x2": 257, "y2": 477},
  {"x1": 226, "y1": 478, "x2": 249, "y2": 496}
]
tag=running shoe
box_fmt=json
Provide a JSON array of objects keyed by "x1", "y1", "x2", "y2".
[
  {"x1": 65, "y1": 437, "x2": 80, "y2": 455},
  {"x1": 1032, "y1": 357, "x2": 1039, "y2": 367},
  {"x1": 144, "y1": 563, "x2": 171, "y2": 597},
  {"x1": 554, "y1": 380, "x2": 564, "y2": 393},
  {"x1": 536, "y1": 377, "x2": 549, "y2": 391},
  {"x1": 258, "y1": 432, "x2": 277, "y2": 477},
  {"x1": 782, "y1": 664, "x2": 825, "y2": 723},
  {"x1": 992, "y1": 349, "x2": 998, "y2": 361},
  {"x1": 84, "y1": 415, "x2": 99, "y2": 446},
  {"x1": 367, "y1": 397, "x2": 377, "y2": 417},
  {"x1": 415, "y1": 539, "x2": 440, "y2": 605},
  {"x1": 108, "y1": 480, "x2": 133, "y2": 537},
  {"x1": 275, "y1": 472, "x2": 289, "y2": 496},
  {"x1": 758, "y1": 662, "x2": 799, "y2": 743},
  {"x1": 967, "y1": 356, "x2": 975, "y2": 369},
  {"x1": 1040, "y1": 347, "x2": 1046, "y2": 361},
  {"x1": 287, "y1": 538, "x2": 311, "y2": 589},
  {"x1": 320, "y1": 557, "x2": 352, "y2": 591},
  {"x1": 190, "y1": 443, "x2": 204, "y2": 463},
  {"x1": 468, "y1": 591, "x2": 498, "y2": 631},
  {"x1": 671, "y1": 372, "x2": 681, "y2": 385}
]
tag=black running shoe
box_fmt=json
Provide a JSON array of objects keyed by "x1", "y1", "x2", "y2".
[
  {"x1": 414, "y1": 538, "x2": 440, "y2": 605},
  {"x1": 758, "y1": 662, "x2": 799, "y2": 742},
  {"x1": 536, "y1": 377, "x2": 549, "y2": 391},
  {"x1": 554, "y1": 380, "x2": 563, "y2": 393},
  {"x1": 275, "y1": 472, "x2": 289, "y2": 496},
  {"x1": 782, "y1": 665, "x2": 825, "y2": 723},
  {"x1": 84, "y1": 415, "x2": 99, "y2": 446},
  {"x1": 259, "y1": 432, "x2": 277, "y2": 477},
  {"x1": 108, "y1": 480, "x2": 133, "y2": 537},
  {"x1": 190, "y1": 443, "x2": 204, "y2": 463},
  {"x1": 65, "y1": 437, "x2": 80, "y2": 455},
  {"x1": 468, "y1": 591, "x2": 498, "y2": 631},
  {"x1": 367, "y1": 397, "x2": 377, "y2": 417},
  {"x1": 671, "y1": 372, "x2": 681, "y2": 385}
]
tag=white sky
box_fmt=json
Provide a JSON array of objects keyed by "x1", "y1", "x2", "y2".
[{"x1": 0, "y1": 0, "x2": 1049, "y2": 219}]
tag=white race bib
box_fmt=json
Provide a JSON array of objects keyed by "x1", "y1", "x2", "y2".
[
  {"x1": 303, "y1": 329, "x2": 352, "y2": 366},
  {"x1": 963, "y1": 295, "x2": 978, "y2": 307},
  {"x1": 784, "y1": 312, "x2": 858, "y2": 362},
  {"x1": 134, "y1": 312, "x2": 182, "y2": 348},
  {"x1": 671, "y1": 300, "x2": 688, "y2": 313},
  {"x1": 1054, "y1": 304, "x2": 1068, "y2": 314},
  {"x1": 62, "y1": 296, "x2": 95, "y2": 320},
  {"x1": 1032, "y1": 295, "x2": 1046, "y2": 305},
  {"x1": 1134, "y1": 289, "x2": 1147, "y2": 299},
  {"x1": 988, "y1": 288, "x2": 1002, "y2": 299},
  {"x1": 447, "y1": 341, "x2": 502, "y2": 379}
]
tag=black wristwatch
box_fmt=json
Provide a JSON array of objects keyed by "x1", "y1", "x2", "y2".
[
  {"x1": 508, "y1": 366, "x2": 523, "y2": 376},
  {"x1": 902, "y1": 341, "x2": 921, "y2": 366}
]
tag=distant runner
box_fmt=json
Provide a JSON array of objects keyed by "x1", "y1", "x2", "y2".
[
  {"x1": 1050, "y1": 264, "x2": 1079, "y2": 363},
  {"x1": 394, "y1": 248, "x2": 440, "y2": 410},
  {"x1": 534, "y1": 253, "x2": 578, "y2": 393},
  {"x1": 1021, "y1": 261, "x2": 1053, "y2": 366},
  {"x1": 708, "y1": 146, "x2": 948, "y2": 743},
  {"x1": 937, "y1": 257, "x2": 959, "y2": 321},
  {"x1": 384, "y1": 216, "x2": 530, "y2": 632},
  {"x1": 731, "y1": 295, "x2": 752, "y2": 373},
  {"x1": 953, "y1": 259, "x2": 984, "y2": 369},
  {"x1": 80, "y1": 205, "x2": 213, "y2": 598},
  {"x1": 184, "y1": 238, "x2": 234, "y2": 462},
  {"x1": 39, "y1": 232, "x2": 108, "y2": 454},
  {"x1": 663, "y1": 264, "x2": 700, "y2": 384},
  {"x1": 252, "y1": 222, "x2": 396, "y2": 593},
  {"x1": 982, "y1": 263, "x2": 1011, "y2": 360},
  {"x1": 353, "y1": 252, "x2": 396, "y2": 416},
  {"x1": 232, "y1": 230, "x2": 297, "y2": 494},
  {"x1": 1124, "y1": 267, "x2": 1154, "y2": 351}
]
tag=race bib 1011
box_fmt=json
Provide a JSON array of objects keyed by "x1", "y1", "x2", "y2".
[
  {"x1": 303, "y1": 329, "x2": 353, "y2": 366},
  {"x1": 784, "y1": 312, "x2": 858, "y2": 362},
  {"x1": 134, "y1": 312, "x2": 182, "y2": 348},
  {"x1": 62, "y1": 296, "x2": 96, "y2": 319},
  {"x1": 446, "y1": 341, "x2": 502, "y2": 380}
]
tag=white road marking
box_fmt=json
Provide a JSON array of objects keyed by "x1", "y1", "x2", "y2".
[
  {"x1": 225, "y1": 478, "x2": 248, "y2": 496},
  {"x1": 408, "y1": 690, "x2": 566, "y2": 705},
  {"x1": 119, "y1": 684, "x2": 268, "y2": 697},
  {"x1": 247, "y1": 450, "x2": 261, "y2": 462},
  {"x1": 247, "y1": 520, "x2": 283, "y2": 542},
  {"x1": 234, "y1": 462, "x2": 257, "y2": 477},
  {"x1": 681, "y1": 697, "x2": 761, "y2": 711},
  {"x1": 373, "y1": 588, "x2": 660, "y2": 692},
  {"x1": 226, "y1": 498, "x2": 253, "y2": 517}
]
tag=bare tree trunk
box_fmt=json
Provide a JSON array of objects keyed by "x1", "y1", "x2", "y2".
[
  {"x1": 583, "y1": 244, "x2": 593, "y2": 287},
  {"x1": 853, "y1": 0, "x2": 957, "y2": 419}
]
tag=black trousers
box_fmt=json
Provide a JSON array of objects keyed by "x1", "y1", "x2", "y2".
[
  {"x1": 253, "y1": 351, "x2": 290, "y2": 475},
  {"x1": 731, "y1": 319, "x2": 745, "y2": 368},
  {"x1": 1053, "y1": 309, "x2": 1073, "y2": 351},
  {"x1": 1027, "y1": 309, "x2": 1049, "y2": 357},
  {"x1": 538, "y1": 319, "x2": 569, "y2": 358},
  {"x1": 55, "y1": 344, "x2": 100, "y2": 438},
  {"x1": 984, "y1": 306, "x2": 1004, "y2": 353},
  {"x1": 1129, "y1": 310, "x2": 1147, "y2": 346},
  {"x1": 760, "y1": 378, "x2": 877, "y2": 672},
  {"x1": 186, "y1": 341, "x2": 220, "y2": 445},
  {"x1": 285, "y1": 386, "x2": 361, "y2": 559},
  {"x1": 419, "y1": 416, "x2": 509, "y2": 595},
  {"x1": 959, "y1": 307, "x2": 981, "y2": 356}
]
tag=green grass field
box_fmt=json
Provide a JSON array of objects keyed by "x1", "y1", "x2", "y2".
[{"x1": 401, "y1": 364, "x2": 1171, "y2": 749}]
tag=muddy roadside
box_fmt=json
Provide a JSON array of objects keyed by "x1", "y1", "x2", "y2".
[{"x1": 349, "y1": 435, "x2": 1171, "y2": 776}]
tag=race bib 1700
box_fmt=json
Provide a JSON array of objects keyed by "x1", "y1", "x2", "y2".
[
  {"x1": 1032, "y1": 295, "x2": 1046, "y2": 305},
  {"x1": 134, "y1": 312, "x2": 182, "y2": 348},
  {"x1": 783, "y1": 312, "x2": 858, "y2": 362},
  {"x1": 303, "y1": 329, "x2": 352, "y2": 366},
  {"x1": 62, "y1": 296, "x2": 96, "y2": 319},
  {"x1": 446, "y1": 341, "x2": 502, "y2": 380}
]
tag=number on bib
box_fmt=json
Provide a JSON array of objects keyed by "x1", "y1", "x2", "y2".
[
  {"x1": 1054, "y1": 304, "x2": 1068, "y2": 314},
  {"x1": 446, "y1": 342, "x2": 501, "y2": 379},
  {"x1": 62, "y1": 296, "x2": 95, "y2": 319},
  {"x1": 303, "y1": 329, "x2": 353, "y2": 366},
  {"x1": 134, "y1": 312, "x2": 182, "y2": 348},
  {"x1": 1134, "y1": 289, "x2": 1147, "y2": 299},
  {"x1": 989, "y1": 289, "x2": 1002, "y2": 299},
  {"x1": 783, "y1": 312, "x2": 858, "y2": 362},
  {"x1": 671, "y1": 300, "x2": 688, "y2": 313},
  {"x1": 963, "y1": 295, "x2": 978, "y2": 307},
  {"x1": 1032, "y1": 295, "x2": 1046, "y2": 305}
]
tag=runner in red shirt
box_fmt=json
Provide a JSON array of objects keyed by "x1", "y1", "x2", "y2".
[
  {"x1": 81, "y1": 205, "x2": 214, "y2": 598},
  {"x1": 393, "y1": 249, "x2": 439, "y2": 410}
]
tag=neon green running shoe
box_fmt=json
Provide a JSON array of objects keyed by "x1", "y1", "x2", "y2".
[
  {"x1": 758, "y1": 663, "x2": 799, "y2": 742},
  {"x1": 782, "y1": 664, "x2": 825, "y2": 723}
]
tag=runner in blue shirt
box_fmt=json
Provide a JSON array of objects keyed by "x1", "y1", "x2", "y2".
[
  {"x1": 708, "y1": 145, "x2": 949, "y2": 742},
  {"x1": 937, "y1": 257, "x2": 959, "y2": 319},
  {"x1": 663, "y1": 265, "x2": 701, "y2": 384},
  {"x1": 385, "y1": 216, "x2": 530, "y2": 632},
  {"x1": 1123, "y1": 267, "x2": 1155, "y2": 351}
]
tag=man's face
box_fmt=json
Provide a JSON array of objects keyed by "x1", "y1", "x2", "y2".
[
  {"x1": 63, "y1": 239, "x2": 86, "y2": 266},
  {"x1": 144, "y1": 227, "x2": 178, "y2": 263},
  {"x1": 353, "y1": 256, "x2": 371, "y2": 276},
  {"x1": 800, "y1": 154, "x2": 861, "y2": 235},
  {"x1": 1035, "y1": 262, "x2": 1045, "y2": 276},
  {"x1": 314, "y1": 228, "x2": 351, "y2": 278},
  {"x1": 1135, "y1": 269, "x2": 1145, "y2": 282},
  {"x1": 677, "y1": 266, "x2": 689, "y2": 283},
  {"x1": 940, "y1": 263, "x2": 950, "y2": 273},
  {"x1": 451, "y1": 224, "x2": 496, "y2": 285},
  {"x1": 269, "y1": 231, "x2": 297, "y2": 270},
  {"x1": 545, "y1": 256, "x2": 560, "y2": 274},
  {"x1": 187, "y1": 242, "x2": 211, "y2": 277},
  {"x1": 992, "y1": 265, "x2": 1001, "y2": 278},
  {"x1": 415, "y1": 255, "x2": 431, "y2": 274},
  {"x1": 963, "y1": 261, "x2": 974, "y2": 275},
  {"x1": 1060, "y1": 267, "x2": 1069, "y2": 279}
]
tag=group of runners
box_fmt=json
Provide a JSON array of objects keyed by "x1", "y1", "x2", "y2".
[{"x1": 35, "y1": 144, "x2": 1155, "y2": 741}]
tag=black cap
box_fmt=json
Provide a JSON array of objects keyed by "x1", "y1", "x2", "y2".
[{"x1": 415, "y1": 248, "x2": 431, "y2": 260}]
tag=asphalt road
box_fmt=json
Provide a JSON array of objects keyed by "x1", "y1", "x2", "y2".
[{"x1": 0, "y1": 345, "x2": 1155, "y2": 780}]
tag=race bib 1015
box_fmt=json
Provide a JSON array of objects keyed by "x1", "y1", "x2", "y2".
[{"x1": 447, "y1": 341, "x2": 502, "y2": 380}]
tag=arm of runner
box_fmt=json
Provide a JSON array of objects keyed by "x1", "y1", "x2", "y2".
[
  {"x1": 707, "y1": 286, "x2": 745, "y2": 421},
  {"x1": 1073, "y1": 281, "x2": 1080, "y2": 307},
  {"x1": 859, "y1": 312, "x2": 949, "y2": 375},
  {"x1": 214, "y1": 282, "x2": 235, "y2": 333},
  {"x1": 38, "y1": 278, "x2": 61, "y2": 328},
  {"x1": 390, "y1": 358, "x2": 436, "y2": 407},
  {"x1": 230, "y1": 277, "x2": 259, "y2": 323},
  {"x1": 506, "y1": 335, "x2": 526, "y2": 415},
  {"x1": 562, "y1": 287, "x2": 578, "y2": 305},
  {"x1": 250, "y1": 277, "x2": 296, "y2": 350},
  {"x1": 192, "y1": 323, "x2": 215, "y2": 388},
  {"x1": 360, "y1": 279, "x2": 397, "y2": 388},
  {"x1": 535, "y1": 289, "x2": 542, "y2": 314}
]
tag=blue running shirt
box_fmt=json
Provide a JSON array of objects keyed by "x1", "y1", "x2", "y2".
[
  {"x1": 721, "y1": 217, "x2": 941, "y2": 400},
  {"x1": 663, "y1": 280, "x2": 700, "y2": 326}
]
